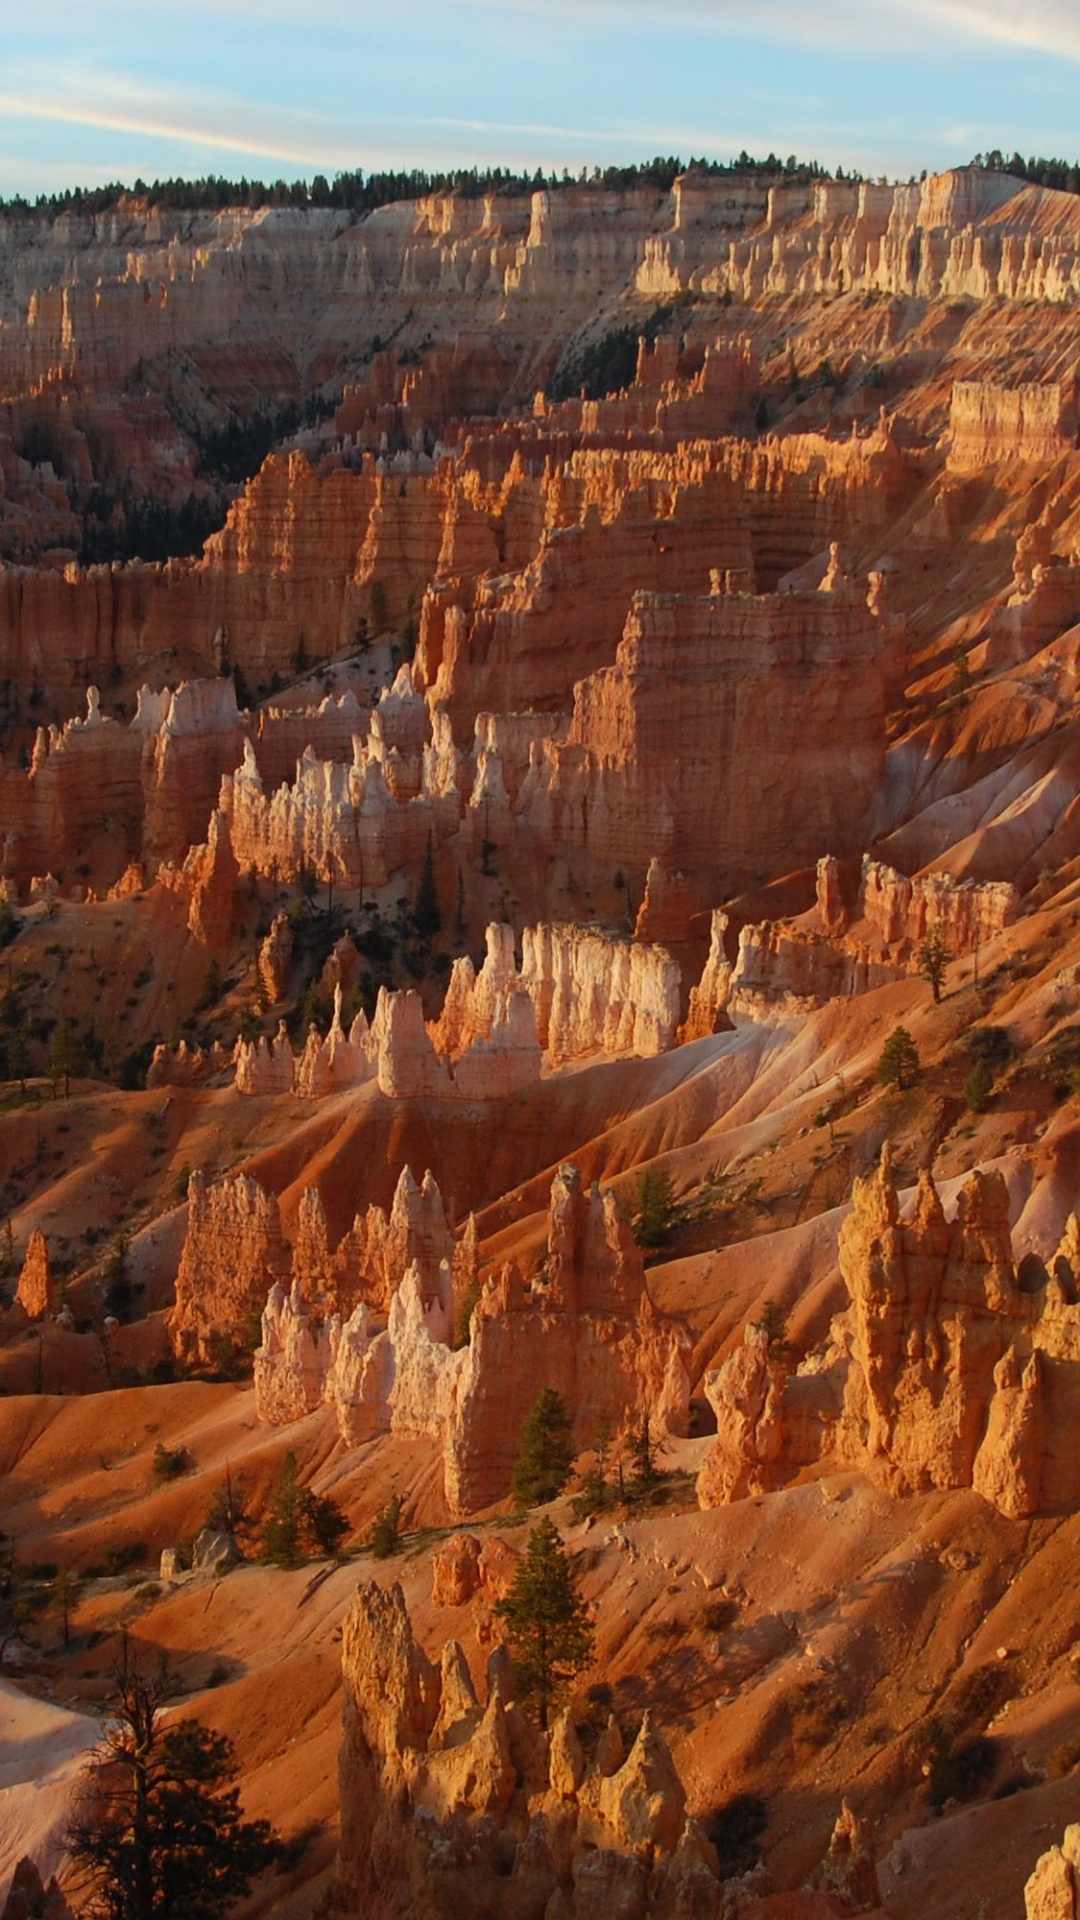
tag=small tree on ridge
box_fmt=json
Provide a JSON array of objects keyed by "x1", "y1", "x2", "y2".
[
  {"x1": 876, "y1": 1026, "x2": 920, "y2": 1092},
  {"x1": 494, "y1": 1517, "x2": 594, "y2": 1729}
]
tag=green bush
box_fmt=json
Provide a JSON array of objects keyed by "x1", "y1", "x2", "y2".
[
  {"x1": 151, "y1": 1443, "x2": 191, "y2": 1483},
  {"x1": 964, "y1": 1060, "x2": 994, "y2": 1113}
]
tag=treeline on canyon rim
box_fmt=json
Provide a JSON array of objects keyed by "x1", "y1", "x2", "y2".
[
  {"x1": 9, "y1": 148, "x2": 1080, "y2": 223},
  {"x1": 0, "y1": 151, "x2": 843, "y2": 221}
]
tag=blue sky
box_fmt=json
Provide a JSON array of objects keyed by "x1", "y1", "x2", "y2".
[{"x1": 2, "y1": 0, "x2": 1080, "y2": 197}]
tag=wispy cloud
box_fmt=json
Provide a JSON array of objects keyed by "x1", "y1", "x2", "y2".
[
  {"x1": 15, "y1": 0, "x2": 1080, "y2": 58},
  {"x1": 0, "y1": 71, "x2": 367, "y2": 169}
]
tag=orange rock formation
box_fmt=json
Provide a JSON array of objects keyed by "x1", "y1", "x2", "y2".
[
  {"x1": 337, "y1": 1577, "x2": 719, "y2": 1919},
  {"x1": 256, "y1": 1159, "x2": 689, "y2": 1516},
  {"x1": 698, "y1": 1148, "x2": 1080, "y2": 1520},
  {"x1": 14, "y1": 1230, "x2": 54, "y2": 1320}
]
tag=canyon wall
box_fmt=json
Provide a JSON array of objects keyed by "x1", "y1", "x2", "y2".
[
  {"x1": 948, "y1": 378, "x2": 1079, "y2": 470},
  {"x1": 519, "y1": 563, "x2": 902, "y2": 903}
]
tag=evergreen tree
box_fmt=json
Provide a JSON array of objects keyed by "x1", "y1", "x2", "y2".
[
  {"x1": 875, "y1": 1026, "x2": 920, "y2": 1091},
  {"x1": 259, "y1": 1452, "x2": 304, "y2": 1569},
  {"x1": 258, "y1": 1455, "x2": 347, "y2": 1564},
  {"x1": 571, "y1": 1410, "x2": 617, "y2": 1518},
  {"x1": 68, "y1": 1637, "x2": 278, "y2": 1919},
  {"x1": 206, "y1": 1466, "x2": 250, "y2": 1542},
  {"x1": 300, "y1": 1488, "x2": 349, "y2": 1557},
  {"x1": 493, "y1": 1517, "x2": 594, "y2": 1728},
  {"x1": 628, "y1": 1411, "x2": 660, "y2": 1489},
  {"x1": 0, "y1": 1532, "x2": 33, "y2": 1659},
  {"x1": 414, "y1": 833, "x2": 441, "y2": 941},
  {"x1": 368, "y1": 1494, "x2": 405, "y2": 1559},
  {"x1": 511, "y1": 1387, "x2": 575, "y2": 1510},
  {"x1": 50, "y1": 1019, "x2": 88, "y2": 1097},
  {"x1": 51, "y1": 1567, "x2": 83, "y2": 1647},
  {"x1": 964, "y1": 1059, "x2": 994, "y2": 1113},
  {"x1": 917, "y1": 933, "x2": 949, "y2": 1004},
  {"x1": 633, "y1": 1167, "x2": 676, "y2": 1249}
]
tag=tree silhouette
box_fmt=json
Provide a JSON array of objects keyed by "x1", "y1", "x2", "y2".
[
  {"x1": 414, "y1": 834, "x2": 441, "y2": 941},
  {"x1": 51, "y1": 1567, "x2": 83, "y2": 1647},
  {"x1": 68, "y1": 1636, "x2": 278, "y2": 1919}
]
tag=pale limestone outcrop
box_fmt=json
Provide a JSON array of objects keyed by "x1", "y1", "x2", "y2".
[
  {"x1": 293, "y1": 989, "x2": 377, "y2": 1098},
  {"x1": 684, "y1": 854, "x2": 1018, "y2": 1032},
  {"x1": 146, "y1": 1038, "x2": 232, "y2": 1089},
  {"x1": 698, "y1": 1149, "x2": 1080, "y2": 1520},
  {"x1": 1025, "y1": 1825, "x2": 1080, "y2": 1920},
  {"x1": 680, "y1": 910, "x2": 734, "y2": 1041},
  {"x1": 253, "y1": 1164, "x2": 470, "y2": 1420},
  {"x1": 168, "y1": 1168, "x2": 288, "y2": 1365},
  {"x1": 432, "y1": 920, "x2": 679, "y2": 1069},
  {"x1": 158, "y1": 808, "x2": 239, "y2": 949},
  {"x1": 812, "y1": 1800, "x2": 882, "y2": 1915},
  {"x1": 947, "y1": 378, "x2": 1078, "y2": 471},
  {"x1": 372, "y1": 982, "x2": 541, "y2": 1103},
  {"x1": 232, "y1": 1022, "x2": 295, "y2": 1095},
  {"x1": 1014, "y1": 1827, "x2": 1076, "y2": 1920},
  {"x1": 520, "y1": 923, "x2": 680, "y2": 1062},
  {"x1": 256, "y1": 1159, "x2": 690, "y2": 1518},
  {"x1": 337, "y1": 1577, "x2": 716, "y2": 1920},
  {"x1": 0, "y1": 678, "x2": 244, "y2": 894},
  {"x1": 232, "y1": 965, "x2": 541, "y2": 1103},
  {"x1": 15, "y1": 1229, "x2": 53, "y2": 1319},
  {"x1": 988, "y1": 535, "x2": 1080, "y2": 663},
  {"x1": 253, "y1": 1282, "x2": 334, "y2": 1424},
  {"x1": 857, "y1": 856, "x2": 1018, "y2": 953},
  {"x1": 219, "y1": 671, "x2": 461, "y2": 890}
]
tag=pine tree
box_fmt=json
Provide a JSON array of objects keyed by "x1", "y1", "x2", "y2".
[
  {"x1": 628, "y1": 1411, "x2": 660, "y2": 1489},
  {"x1": 0, "y1": 1532, "x2": 33, "y2": 1660},
  {"x1": 50, "y1": 1019, "x2": 88, "y2": 1098},
  {"x1": 68, "y1": 1637, "x2": 278, "y2": 1919},
  {"x1": 368, "y1": 1494, "x2": 405, "y2": 1559},
  {"x1": 414, "y1": 833, "x2": 441, "y2": 941},
  {"x1": 876, "y1": 1026, "x2": 920, "y2": 1091},
  {"x1": 511, "y1": 1387, "x2": 575, "y2": 1510},
  {"x1": 494, "y1": 1517, "x2": 594, "y2": 1728},
  {"x1": 633, "y1": 1167, "x2": 676, "y2": 1249},
  {"x1": 300, "y1": 1488, "x2": 349, "y2": 1557},
  {"x1": 570, "y1": 1410, "x2": 616, "y2": 1519},
  {"x1": 259, "y1": 1452, "x2": 304, "y2": 1569},
  {"x1": 964, "y1": 1059, "x2": 994, "y2": 1113},
  {"x1": 51, "y1": 1567, "x2": 83, "y2": 1647},
  {"x1": 917, "y1": 933, "x2": 949, "y2": 1004}
]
